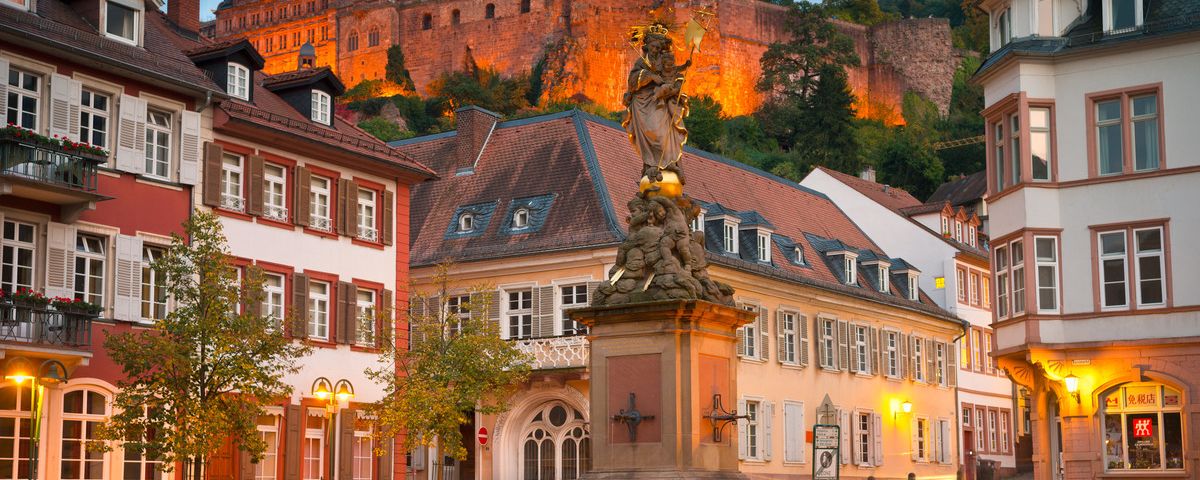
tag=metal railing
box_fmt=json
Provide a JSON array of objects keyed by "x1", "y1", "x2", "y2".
[
  {"x1": 0, "y1": 137, "x2": 103, "y2": 191},
  {"x1": 514, "y1": 334, "x2": 589, "y2": 370},
  {"x1": 0, "y1": 302, "x2": 94, "y2": 349},
  {"x1": 1065, "y1": 13, "x2": 1200, "y2": 47}
]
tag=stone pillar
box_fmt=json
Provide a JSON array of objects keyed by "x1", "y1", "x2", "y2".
[{"x1": 571, "y1": 300, "x2": 754, "y2": 479}]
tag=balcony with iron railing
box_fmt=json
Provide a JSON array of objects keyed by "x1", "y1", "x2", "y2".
[
  {"x1": 0, "y1": 302, "x2": 94, "y2": 351},
  {"x1": 513, "y1": 333, "x2": 589, "y2": 371},
  {"x1": 0, "y1": 129, "x2": 110, "y2": 221}
]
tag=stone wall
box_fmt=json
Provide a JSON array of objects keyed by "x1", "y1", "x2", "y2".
[{"x1": 213, "y1": 0, "x2": 959, "y2": 122}]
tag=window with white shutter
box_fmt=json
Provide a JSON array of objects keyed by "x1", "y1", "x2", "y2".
[
  {"x1": 762, "y1": 401, "x2": 773, "y2": 461},
  {"x1": 112, "y1": 234, "x2": 143, "y2": 321},
  {"x1": 777, "y1": 310, "x2": 796, "y2": 365},
  {"x1": 115, "y1": 94, "x2": 147, "y2": 173},
  {"x1": 783, "y1": 401, "x2": 804, "y2": 463},
  {"x1": 48, "y1": 73, "x2": 81, "y2": 141}
]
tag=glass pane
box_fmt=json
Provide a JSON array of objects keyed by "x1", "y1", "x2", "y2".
[
  {"x1": 1132, "y1": 96, "x2": 1156, "y2": 117},
  {"x1": 1031, "y1": 130, "x2": 1051, "y2": 180},
  {"x1": 1104, "y1": 414, "x2": 1125, "y2": 470},
  {"x1": 1134, "y1": 120, "x2": 1159, "y2": 170},
  {"x1": 1097, "y1": 100, "x2": 1122, "y2": 122},
  {"x1": 539, "y1": 439, "x2": 554, "y2": 480},
  {"x1": 1098, "y1": 123, "x2": 1123, "y2": 174},
  {"x1": 1038, "y1": 267, "x2": 1057, "y2": 310},
  {"x1": 1164, "y1": 412, "x2": 1183, "y2": 469},
  {"x1": 1112, "y1": 0, "x2": 1136, "y2": 30},
  {"x1": 1136, "y1": 229, "x2": 1161, "y2": 252},
  {"x1": 1035, "y1": 238, "x2": 1056, "y2": 261},
  {"x1": 63, "y1": 391, "x2": 84, "y2": 414},
  {"x1": 1101, "y1": 233, "x2": 1126, "y2": 255},
  {"x1": 523, "y1": 439, "x2": 538, "y2": 480},
  {"x1": 1126, "y1": 414, "x2": 1160, "y2": 469}
]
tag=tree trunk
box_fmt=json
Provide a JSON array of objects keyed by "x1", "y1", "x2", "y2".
[{"x1": 435, "y1": 437, "x2": 444, "y2": 480}]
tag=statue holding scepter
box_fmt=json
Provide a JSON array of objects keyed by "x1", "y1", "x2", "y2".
[{"x1": 622, "y1": 23, "x2": 692, "y2": 191}]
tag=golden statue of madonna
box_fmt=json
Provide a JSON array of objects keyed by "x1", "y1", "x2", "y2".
[{"x1": 623, "y1": 16, "x2": 709, "y2": 199}]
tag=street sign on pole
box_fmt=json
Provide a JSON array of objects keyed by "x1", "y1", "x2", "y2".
[
  {"x1": 813, "y1": 424, "x2": 840, "y2": 480},
  {"x1": 478, "y1": 426, "x2": 489, "y2": 446}
]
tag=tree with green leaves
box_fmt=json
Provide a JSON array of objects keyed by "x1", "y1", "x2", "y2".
[
  {"x1": 757, "y1": 2, "x2": 860, "y2": 99},
  {"x1": 686, "y1": 96, "x2": 726, "y2": 153},
  {"x1": 385, "y1": 45, "x2": 415, "y2": 91},
  {"x1": 824, "y1": 0, "x2": 896, "y2": 26},
  {"x1": 794, "y1": 64, "x2": 861, "y2": 174},
  {"x1": 366, "y1": 263, "x2": 530, "y2": 477},
  {"x1": 94, "y1": 211, "x2": 310, "y2": 479}
]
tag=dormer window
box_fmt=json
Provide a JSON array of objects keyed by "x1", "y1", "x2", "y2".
[
  {"x1": 955, "y1": 221, "x2": 963, "y2": 242},
  {"x1": 878, "y1": 265, "x2": 890, "y2": 292},
  {"x1": 512, "y1": 208, "x2": 529, "y2": 229},
  {"x1": 844, "y1": 256, "x2": 856, "y2": 285},
  {"x1": 794, "y1": 247, "x2": 805, "y2": 265},
  {"x1": 1105, "y1": 0, "x2": 1142, "y2": 33},
  {"x1": 941, "y1": 216, "x2": 949, "y2": 236},
  {"x1": 104, "y1": 0, "x2": 142, "y2": 45},
  {"x1": 907, "y1": 273, "x2": 919, "y2": 301},
  {"x1": 691, "y1": 209, "x2": 705, "y2": 233},
  {"x1": 458, "y1": 213, "x2": 475, "y2": 233},
  {"x1": 756, "y1": 232, "x2": 771, "y2": 262},
  {"x1": 968, "y1": 226, "x2": 977, "y2": 247},
  {"x1": 311, "y1": 90, "x2": 331, "y2": 125},
  {"x1": 227, "y1": 63, "x2": 250, "y2": 100},
  {"x1": 722, "y1": 221, "x2": 738, "y2": 254}
]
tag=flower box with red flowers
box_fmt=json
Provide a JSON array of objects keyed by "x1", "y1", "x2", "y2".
[
  {"x1": 6, "y1": 288, "x2": 50, "y2": 308},
  {"x1": 50, "y1": 296, "x2": 103, "y2": 316}
]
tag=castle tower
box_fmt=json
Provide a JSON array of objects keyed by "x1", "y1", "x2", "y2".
[{"x1": 298, "y1": 42, "x2": 316, "y2": 69}]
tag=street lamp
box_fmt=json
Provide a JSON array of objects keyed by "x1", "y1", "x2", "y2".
[
  {"x1": 311, "y1": 377, "x2": 354, "y2": 480},
  {"x1": 1063, "y1": 373, "x2": 1080, "y2": 402},
  {"x1": 5, "y1": 357, "x2": 69, "y2": 480}
]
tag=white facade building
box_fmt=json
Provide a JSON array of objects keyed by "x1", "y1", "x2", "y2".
[
  {"x1": 974, "y1": 0, "x2": 1200, "y2": 477},
  {"x1": 803, "y1": 167, "x2": 1019, "y2": 478}
]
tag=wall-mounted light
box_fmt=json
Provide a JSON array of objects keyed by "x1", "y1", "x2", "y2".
[
  {"x1": 1064, "y1": 373, "x2": 1080, "y2": 402},
  {"x1": 902, "y1": 400, "x2": 913, "y2": 414},
  {"x1": 893, "y1": 399, "x2": 913, "y2": 421}
]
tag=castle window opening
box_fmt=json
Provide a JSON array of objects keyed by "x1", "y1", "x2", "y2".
[
  {"x1": 452, "y1": 9, "x2": 461, "y2": 25},
  {"x1": 486, "y1": 3, "x2": 495, "y2": 19},
  {"x1": 368, "y1": 28, "x2": 380, "y2": 47},
  {"x1": 348, "y1": 31, "x2": 359, "y2": 51},
  {"x1": 422, "y1": 13, "x2": 432, "y2": 30},
  {"x1": 521, "y1": 0, "x2": 531, "y2": 14}
]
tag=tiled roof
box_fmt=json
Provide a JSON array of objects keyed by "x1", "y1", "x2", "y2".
[
  {"x1": 262, "y1": 67, "x2": 345, "y2": 94},
  {"x1": 398, "y1": 110, "x2": 957, "y2": 320},
  {"x1": 0, "y1": 4, "x2": 220, "y2": 94},
  {"x1": 183, "y1": 36, "x2": 251, "y2": 56},
  {"x1": 926, "y1": 171, "x2": 987, "y2": 208},
  {"x1": 214, "y1": 71, "x2": 433, "y2": 176},
  {"x1": 815, "y1": 166, "x2": 922, "y2": 214}
]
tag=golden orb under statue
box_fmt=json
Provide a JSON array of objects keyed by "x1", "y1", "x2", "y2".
[{"x1": 639, "y1": 171, "x2": 683, "y2": 198}]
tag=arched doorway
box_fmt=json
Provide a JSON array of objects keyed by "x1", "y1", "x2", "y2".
[{"x1": 518, "y1": 401, "x2": 590, "y2": 480}]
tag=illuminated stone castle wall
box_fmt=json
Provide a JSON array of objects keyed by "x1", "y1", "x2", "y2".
[{"x1": 212, "y1": 0, "x2": 957, "y2": 119}]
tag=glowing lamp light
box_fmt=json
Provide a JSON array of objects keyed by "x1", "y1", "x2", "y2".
[
  {"x1": 1063, "y1": 374, "x2": 1079, "y2": 394},
  {"x1": 902, "y1": 400, "x2": 913, "y2": 414},
  {"x1": 311, "y1": 377, "x2": 333, "y2": 400},
  {"x1": 3, "y1": 357, "x2": 33, "y2": 384},
  {"x1": 334, "y1": 380, "x2": 355, "y2": 402}
]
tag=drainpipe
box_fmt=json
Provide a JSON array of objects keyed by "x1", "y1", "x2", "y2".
[{"x1": 953, "y1": 318, "x2": 970, "y2": 479}]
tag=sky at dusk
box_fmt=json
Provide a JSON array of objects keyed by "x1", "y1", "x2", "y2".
[{"x1": 200, "y1": 0, "x2": 221, "y2": 20}]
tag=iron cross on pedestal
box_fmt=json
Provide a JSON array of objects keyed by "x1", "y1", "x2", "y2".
[{"x1": 612, "y1": 392, "x2": 655, "y2": 442}]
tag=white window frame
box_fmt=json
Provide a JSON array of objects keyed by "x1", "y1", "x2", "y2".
[
  {"x1": 221, "y1": 153, "x2": 245, "y2": 211},
  {"x1": 60, "y1": 388, "x2": 111, "y2": 478},
  {"x1": 311, "y1": 90, "x2": 331, "y2": 125},
  {"x1": 140, "y1": 245, "x2": 168, "y2": 321},
  {"x1": 74, "y1": 234, "x2": 106, "y2": 306},
  {"x1": 878, "y1": 265, "x2": 889, "y2": 292},
  {"x1": 779, "y1": 310, "x2": 797, "y2": 365},
  {"x1": 841, "y1": 253, "x2": 858, "y2": 285},
  {"x1": 80, "y1": 88, "x2": 111, "y2": 149},
  {"x1": 1103, "y1": 0, "x2": 1143, "y2": 32},
  {"x1": 852, "y1": 324, "x2": 868, "y2": 375},
  {"x1": 1034, "y1": 236, "x2": 1059, "y2": 313},
  {"x1": 1011, "y1": 240, "x2": 1026, "y2": 315},
  {"x1": 309, "y1": 175, "x2": 332, "y2": 231},
  {"x1": 744, "y1": 400, "x2": 760, "y2": 460},
  {"x1": 915, "y1": 416, "x2": 929, "y2": 462},
  {"x1": 1099, "y1": 230, "x2": 1128, "y2": 310},
  {"x1": 907, "y1": 273, "x2": 919, "y2": 301},
  {"x1": 355, "y1": 288, "x2": 376, "y2": 346},
  {"x1": 1030, "y1": 107, "x2": 1052, "y2": 181},
  {"x1": 445, "y1": 293, "x2": 470, "y2": 336},
  {"x1": 308, "y1": 281, "x2": 330, "y2": 341},
  {"x1": 722, "y1": 221, "x2": 738, "y2": 254},
  {"x1": 884, "y1": 330, "x2": 899, "y2": 378},
  {"x1": 356, "y1": 189, "x2": 377, "y2": 242},
  {"x1": 756, "y1": 231, "x2": 770, "y2": 262},
  {"x1": 5, "y1": 68, "x2": 40, "y2": 131},
  {"x1": 352, "y1": 424, "x2": 374, "y2": 480},
  {"x1": 1134, "y1": 227, "x2": 1166, "y2": 307},
  {"x1": 2, "y1": 220, "x2": 37, "y2": 294},
  {"x1": 145, "y1": 109, "x2": 173, "y2": 180},
  {"x1": 457, "y1": 212, "x2": 475, "y2": 233},
  {"x1": 820, "y1": 317, "x2": 836, "y2": 370},
  {"x1": 912, "y1": 336, "x2": 926, "y2": 383},
  {"x1": 227, "y1": 63, "x2": 251, "y2": 100},
  {"x1": 262, "y1": 272, "x2": 286, "y2": 329},
  {"x1": 1131, "y1": 94, "x2": 1160, "y2": 171},
  {"x1": 691, "y1": 209, "x2": 705, "y2": 233},
  {"x1": 303, "y1": 416, "x2": 325, "y2": 480},
  {"x1": 505, "y1": 288, "x2": 533, "y2": 340},
  {"x1": 264, "y1": 163, "x2": 288, "y2": 221},
  {"x1": 512, "y1": 208, "x2": 530, "y2": 230},
  {"x1": 559, "y1": 284, "x2": 589, "y2": 336},
  {"x1": 103, "y1": 0, "x2": 143, "y2": 46},
  {"x1": 739, "y1": 303, "x2": 759, "y2": 360},
  {"x1": 988, "y1": 410, "x2": 999, "y2": 452},
  {"x1": 996, "y1": 245, "x2": 1010, "y2": 317},
  {"x1": 935, "y1": 341, "x2": 947, "y2": 387},
  {"x1": 855, "y1": 410, "x2": 872, "y2": 466},
  {"x1": 256, "y1": 414, "x2": 281, "y2": 480},
  {"x1": 1096, "y1": 98, "x2": 1124, "y2": 176}
]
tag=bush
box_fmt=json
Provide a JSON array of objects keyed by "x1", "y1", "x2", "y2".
[{"x1": 358, "y1": 117, "x2": 414, "y2": 143}]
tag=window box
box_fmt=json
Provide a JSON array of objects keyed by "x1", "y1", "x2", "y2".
[
  {"x1": 356, "y1": 227, "x2": 378, "y2": 243},
  {"x1": 264, "y1": 204, "x2": 290, "y2": 222},
  {"x1": 0, "y1": 131, "x2": 105, "y2": 192}
]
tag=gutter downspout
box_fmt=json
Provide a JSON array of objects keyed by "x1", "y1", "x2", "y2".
[{"x1": 953, "y1": 318, "x2": 970, "y2": 479}]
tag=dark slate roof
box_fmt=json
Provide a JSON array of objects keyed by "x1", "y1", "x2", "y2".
[
  {"x1": 0, "y1": 3, "x2": 220, "y2": 95},
  {"x1": 925, "y1": 171, "x2": 987, "y2": 208},
  {"x1": 736, "y1": 211, "x2": 775, "y2": 229},
  {"x1": 262, "y1": 67, "x2": 346, "y2": 96},
  {"x1": 976, "y1": 0, "x2": 1200, "y2": 76},
  {"x1": 397, "y1": 110, "x2": 957, "y2": 321}
]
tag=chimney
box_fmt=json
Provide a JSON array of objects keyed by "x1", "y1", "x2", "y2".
[
  {"x1": 859, "y1": 166, "x2": 876, "y2": 182},
  {"x1": 169, "y1": 0, "x2": 201, "y2": 34},
  {"x1": 454, "y1": 106, "x2": 501, "y2": 171}
]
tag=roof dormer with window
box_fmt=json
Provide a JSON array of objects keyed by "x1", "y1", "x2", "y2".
[
  {"x1": 703, "y1": 204, "x2": 741, "y2": 256},
  {"x1": 445, "y1": 201, "x2": 497, "y2": 239},
  {"x1": 735, "y1": 211, "x2": 775, "y2": 264},
  {"x1": 185, "y1": 39, "x2": 266, "y2": 103},
  {"x1": 261, "y1": 67, "x2": 346, "y2": 128},
  {"x1": 500, "y1": 194, "x2": 556, "y2": 235},
  {"x1": 891, "y1": 261, "x2": 922, "y2": 302},
  {"x1": 103, "y1": 0, "x2": 145, "y2": 46},
  {"x1": 830, "y1": 250, "x2": 859, "y2": 286},
  {"x1": 862, "y1": 258, "x2": 892, "y2": 293}
]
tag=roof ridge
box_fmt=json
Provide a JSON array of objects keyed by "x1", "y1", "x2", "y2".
[{"x1": 571, "y1": 111, "x2": 625, "y2": 241}]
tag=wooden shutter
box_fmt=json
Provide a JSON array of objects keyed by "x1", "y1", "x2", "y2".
[
  {"x1": 202, "y1": 142, "x2": 224, "y2": 207},
  {"x1": 291, "y1": 273, "x2": 309, "y2": 338},
  {"x1": 44, "y1": 222, "x2": 76, "y2": 299},
  {"x1": 294, "y1": 166, "x2": 311, "y2": 227},
  {"x1": 775, "y1": 310, "x2": 786, "y2": 364},
  {"x1": 737, "y1": 398, "x2": 747, "y2": 460},
  {"x1": 338, "y1": 409, "x2": 354, "y2": 480},
  {"x1": 379, "y1": 289, "x2": 394, "y2": 348},
  {"x1": 346, "y1": 180, "x2": 360, "y2": 237},
  {"x1": 836, "y1": 320, "x2": 849, "y2": 372},
  {"x1": 283, "y1": 404, "x2": 302, "y2": 480},
  {"x1": 911, "y1": 417, "x2": 920, "y2": 461},
  {"x1": 798, "y1": 314, "x2": 809, "y2": 367},
  {"x1": 910, "y1": 336, "x2": 920, "y2": 381},
  {"x1": 940, "y1": 419, "x2": 952, "y2": 463},
  {"x1": 762, "y1": 401, "x2": 774, "y2": 461},
  {"x1": 948, "y1": 341, "x2": 958, "y2": 387},
  {"x1": 849, "y1": 410, "x2": 858, "y2": 464},
  {"x1": 382, "y1": 189, "x2": 395, "y2": 246},
  {"x1": 238, "y1": 445, "x2": 254, "y2": 480},
  {"x1": 868, "y1": 327, "x2": 879, "y2": 376},
  {"x1": 115, "y1": 94, "x2": 147, "y2": 174},
  {"x1": 758, "y1": 306, "x2": 769, "y2": 361},
  {"x1": 873, "y1": 412, "x2": 884, "y2": 466},
  {"x1": 783, "y1": 402, "x2": 803, "y2": 463},
  {"x1": 179, "y1": 110, "x2": 201, "y2": 185},
  {"x1": 245, "y1": 266, "x2": 263, "y2": 319},
  {"x1": 247, "y1": 155, "x2": 265, "y2": 216},
  {"x1": 838, "y1": 409, "x2": 849, "y2": 465},
  {"x1": 112, "y1": 234, "x2": 143, "y2": 321},
  {"x1": 376, "y1": 437, "x2": 394, "y2": 480},
  {"x1": 815, "y1": 317, "x2": 825, "y2": 368},
  {"x1": 49, "y1": 74, "x2": 81, "y2": 141},
  {"x1": 536, "y1": 285, "x2": 554, "y2": 337},
  {"x1": 334, "y1": 282, "x2": 350, "y2": 344},
  {"x1": 487, "y1": 289, "x2": 502, "y2": 336},
  {"x1": 0, "y1": 59, "x2": 8, "y2": 118},
  {"x1": 926, "y1": 338, "x2": 936, "y2": 385}
]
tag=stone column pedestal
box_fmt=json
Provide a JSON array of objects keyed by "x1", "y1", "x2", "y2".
[{"x1": 571, "y1": 300, "x2": 755, "y2": 479}]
